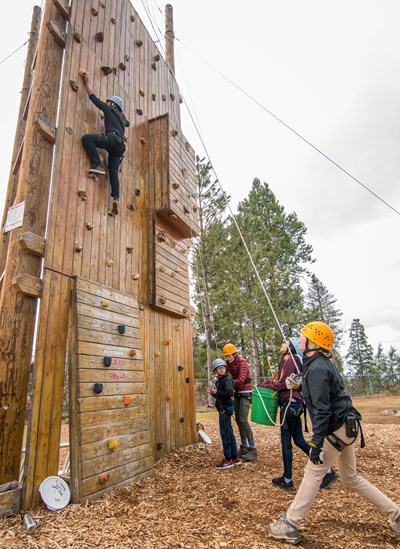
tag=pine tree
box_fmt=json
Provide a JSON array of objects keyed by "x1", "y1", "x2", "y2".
[
  {"x1": 345, "y1": 319, "x2": 375, "y2": 383},
  {"x1": 305, "y1": 274, "x2": 344, "y2": 370}
]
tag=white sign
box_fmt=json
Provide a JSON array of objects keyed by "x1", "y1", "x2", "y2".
[{"x1": 4, "y1": 201, "x2": 25, "y2": 233}]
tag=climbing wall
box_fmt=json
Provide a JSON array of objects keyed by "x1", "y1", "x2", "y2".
[
  {"x1": 69, "y1": 277, "x2": 153, "y2": 502},
  {"x1": 3, "y1": 0, "x2": 200, "y2": 508}
]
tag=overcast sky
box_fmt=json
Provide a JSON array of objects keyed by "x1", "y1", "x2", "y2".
[{"x1": 1, "y1": 1, "x2": 400, "y2": 355}]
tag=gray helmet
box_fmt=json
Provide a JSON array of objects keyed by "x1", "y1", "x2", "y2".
[
  {"x1": 107, "y1": 95, "x2": 123, "y2": 111},
  {"x1": 212, "y1": 358, "x2": 226, "y2": 371},
  {"x1": 288, "y1": 337, "x2": 303, "y2": 357}
]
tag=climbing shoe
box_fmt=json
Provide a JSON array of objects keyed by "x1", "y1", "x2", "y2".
[
  {"x1": 241, "y1": 447, "x2": 258, "y2": 461},
  {"x1": 389, "y1": 516, "x2": 400, "y2": 535},
  {"x1": 268, "y1": 512, "x2": 301, "y2": 545},
  {"x1": 89, "y1": 163, "x2": 106, "y2": 175},
  {"x1": 272, "y1": 476, "x2": 296, "y2": 492},
  {"x1": 215, "y1": 458, "x2": 234, "y2": 470},
  {"x1": 320, "y1": 469, "x2": 339, "y2": 490},
  {"x1": 112, "y1": 198, "x2": 119, "y2": 215}
]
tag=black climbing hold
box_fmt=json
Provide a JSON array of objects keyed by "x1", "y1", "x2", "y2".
[
  {"x1": 94, "y1": 383, "x2": 103, "y2": 394},
  {"x1": 103, "y1": 356, "x2": 112, "y2": 367}
]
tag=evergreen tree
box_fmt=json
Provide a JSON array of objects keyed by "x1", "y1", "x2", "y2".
[
  {"x1": 345, "y1": 319, "x2": 375, "y2": 381},
  {"x1": 305, "y1": 274, "x2": 344, "y2": 370},
  {"x1": 387, "y1": 346, "x2": 400, "y2": 377}
]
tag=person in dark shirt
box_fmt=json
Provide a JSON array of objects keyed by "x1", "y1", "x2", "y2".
[
  {"x1": 80, "y1": 72, "x2": 130, "y2": 215},
  {"x1": 205, "y1": 359, "x2": 241, "y2": 470},
  {"x1": 268, "y1": 322, "x2": 400, "y2": 545}
]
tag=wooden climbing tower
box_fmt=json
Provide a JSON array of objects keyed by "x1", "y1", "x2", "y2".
[{"x1": 0, "y1": 0, "x2": 199, "y2": 513}]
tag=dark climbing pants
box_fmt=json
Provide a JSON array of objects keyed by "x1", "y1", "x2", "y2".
[
  {"x1": 82, "y1": 133, "x2": 125, "y2": 199},
  {"x1": 218, "y1": 406, "x2": 238, "y2": 460},
  {"x1": 280, "y1": 401, "x2": 310, "y2": 480},
  {"x1": 234, "y1": 394, "x2": 254, "y2": 445}
]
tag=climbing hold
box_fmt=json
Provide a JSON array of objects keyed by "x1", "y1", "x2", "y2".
[
  {"x1": 93, "y1": 383, "x2": 103, "y2": 394},
  {"x1": 125, "y1": 54, "x2": 130, "y2": 62},
  {"x1": 69, "y1": 80, "x2": 78, "y2": 92},
  {"x1": 85, "y1": 221, "x2": 93, "y2": 230},
  {"x1": 166, "y1": 393, "x2": 172, "y2": 401},
  {"x1": 139, "y1": 304, "x2": 144, "y2": 311},
  {"x1": 140, "y1": 137, "x2": 146, "y2": 144},
  {"x1": 171, "y1": 129, "x2": 178, "y2": 137},
  {"x1": 75, "y1": 245, "x2": 82, "y2": 252},
  {"x1": 66, "y1": 126, "x2": 73, "y2": 134},
  {"x1": 91, "y1": 7, "x2": 98, "y2": 16},
  {"x1": 132, "y1": 273, "x2": 140, "y2": 280},
  {"x1": 170, "y1": 94, "x2": 175, "y2": 101},
  {"x1": 152, "y1": 93, "x2": 156, "y2": 101},
  {"x1": 136, "y1": 108, "x2": 143, "y2": 115},
  {"x1": 191, "y1": 191, "x2": 198, "y2": 198},
  {"x1": 175, "y1": 326, "x2": 181, "y2": 332},
  {"x1": 159, "y1": 266, "x2": 166, "y2": 273},
  {"x1": 131, "y1": 15, "x2": 135, "y2": 22},
  {"x1": 108, "y1": 439, "x2": 118, "y2": 450},
  {"x1": 135, "y1": 188, "x2": 141, "y2": 196},
  {"x1": 170, "y1": 239, "x2": 176, "y2": 248},
  {"x1": 78, "y1": 190, "x2": 87, "y2": 201},
  {"x1": 169, "y1": 214, "x2": 178, "y2": 220},
  {"x1": 183, "y1": 206, "x2": 189, "y2": 214},
  {"x1": 159, "y1": 296, "x2": 167, "y2": 305},
  {"x1": 101, "y1": 66, "x2": 112, "y2": 75},
  {"x1": 95, "y1": 31, "x2": 104, "y2": 42},
  {"x1": 157, "y1": 231, "x2": 167, "y2": 242},
  {"x1": 186, "y1": 377, "x2": 190, "y2": 383},
  {"x1": 103, "y1": 356, "x2": 112, "y2": 366},
  {"x1": 181, "y1": 168, "x2": 187, "y2": 177},
  {"x1": 178, "y1": 365, "x2": 184, "y2": 371},
  {"x1": 156, "y1": 442, "x2": 163, "y2": 450},
  {"x1": 170, "y1": 271, "x2": 176, "y2": 278},
  {"x1": 99, "y1": 0, "x2": 106, "y2": 7},
  {"x1": 129, "y1": 349, "x2": 137, "y2": 357},
  {"x1": 193, "y1": 205, "x2": 198, "y2": 212},
  {"x1": 136, "y1": 39, "x2": 143, "y2": 47},
  {"x1": 118, "y1": 325, "x2": 125, "y2": 334},
  {"x1": 139, "y1": 90, "x2": 145, "y2": 97},
  {"x1": 173, "y1": 198, "x2": 178, "y2": 204},
  {"x1": 101, "y1": 299, "x2": 109, "y2": 308},
  {"x1": 172, "y1": 182, "x2": 180, "y2": 189},
  {"x1": 154, "y1": 54, "x2": 160, "y2": 62},
  {"x1": 106, "y1": 260, "x2": 113, "y2": 267},
  {"x1": 185, "y1": 141, "x2": 190, "y2": 151},
  {"x1": 99, "y1": 473, "x2": 110, "y2": 484},
  {"x1": 179, "y1": 95, "x2": 183, "y2": 104},
  {"x1": 179, "y1": 416, "x2": 185, "y2": 423},
  {"x1": 154, "y1": 350, "x2": 161, "y2": 357},
  {"x1": 73, "y1": 31, "x2": 81, "y2": 43},
  {"x1": 151, "y1": 62, "x2": 157, "y2": 71},
  {"x1": 175, "y1": 266, "x2": 182, "y2": 273},
  {"x1": 183, "y1": 307, "x2": 189, "y2": 314},
  {"x1": 119, "y1": 62, "x2": 126, "y2": 70},
  {"x1": 111, "y1": 17, "x2": 116, "y2": 24},
  {"x1": 162, "y1": 94, "x2": 166, "y2": 101},
  {"x1": 123, "y1": 395, "x2": 132, "y2": 406},
  {"x1": 127, "y1": 203, "x2": 135, "y2": 211},
  {"x1": 126, "y1": 247, "x2": 133, "y2": 254},
  {"x1": 164, "y1": 339, "x2": 171, "y2": 346}
]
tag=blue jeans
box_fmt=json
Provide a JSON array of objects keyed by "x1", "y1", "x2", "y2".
[
  {"x1": 218, "y1": 406, "x2": 238, "y2": 460},
  {"x1": 280, "y1": 401, "x2": 310, "y2": 479}
]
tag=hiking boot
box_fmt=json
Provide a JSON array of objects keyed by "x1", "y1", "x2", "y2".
[
  {"x1": 241, "y1": 447, "x2": 258, "y2": 461},
  {"x1": 320, "y1": 469, "x2": 339, "y2": 490},
  {"x1": 272, "y1": 476, "x2": 296, "y2": 492},
  {"x1": 215, "y1": 458, "x2": 234, "y2": 470},
  {"x1": 112, "y1": 198, "x2": 119, "y2": 215},
  {"x1": 389, "y1": 516, "x2": 400, "y2": 535},
  {"x1": 268, "y1": 512, "x2": 302, "y2": 545},
  {"x1": 238, "y1": 444, "x2": 250, "y2": 457},
  {"x1": 231, "y1": 456, "x2": 241, "y2": 466},
  {"x1": 89, "y1": 163, "x2": 106, "y2": 175}
]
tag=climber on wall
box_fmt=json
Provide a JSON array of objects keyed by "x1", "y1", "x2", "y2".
[{"x1": 79, "y1": 69, "x2": 130, "y2": 215}]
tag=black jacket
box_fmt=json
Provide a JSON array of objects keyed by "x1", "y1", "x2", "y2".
[
  {"x1": 89, "y1": 94, "x2": 130, "y2": 142},
  {"x1": 302, "y1": 352, "x2": 361, "y2": 448},
  {"x1": 214, "y1": 373, "x2": 235, "y2": 411}
]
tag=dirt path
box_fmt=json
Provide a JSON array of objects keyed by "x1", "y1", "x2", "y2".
[{"x1": 2, "y1": 397, "x2": 400, "y2": 548}]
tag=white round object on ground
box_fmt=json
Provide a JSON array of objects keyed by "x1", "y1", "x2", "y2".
[
  {"x1": 198, "y1": 429, "x2": 212, "y2": 444},
  {"x1": 39, "y1": 476, "x2": 70, "y2": 511}
]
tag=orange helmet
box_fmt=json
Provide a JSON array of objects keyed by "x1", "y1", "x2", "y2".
[
  {"x1": 223, "y1": 343, "x2": 237, "y2": 356},
  {"x1": 301, "y1": 322, "x2": 334, "y2": 351}
]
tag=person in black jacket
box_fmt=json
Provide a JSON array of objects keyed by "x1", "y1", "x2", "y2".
[
  {"x1": 80, "y1": 71, "x2": 130, "y2": 215},
  {"x1": 268, "y1": 321, "x2": 400, "y2": 545},
  {"x1": 205, "y1": 359, "x2": 241, "y2": 470}
]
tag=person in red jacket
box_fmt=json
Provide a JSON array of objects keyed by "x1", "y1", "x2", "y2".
[{"x1": 223, "y1": 343, "x2": 257, "y2": 461}]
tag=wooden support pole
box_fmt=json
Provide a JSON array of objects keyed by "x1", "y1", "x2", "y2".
[
  {"x1": 0, "y1": 1, "x2": 65, "y2": 484},
  {"x1": 165, "y1": 4, "x2": 175, "y2": 75},
  {"x1": 0, "y1": 6, "x2": 41, "y2": 284}
]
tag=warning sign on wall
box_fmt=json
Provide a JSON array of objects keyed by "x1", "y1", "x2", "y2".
[{"x1": 4, "y1": 201, "x2": 25, "y2": 233}]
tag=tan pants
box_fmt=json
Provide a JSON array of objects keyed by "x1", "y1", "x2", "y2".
[{"x1": 286, "y1": 424, "x2": 400, "y2": 529}]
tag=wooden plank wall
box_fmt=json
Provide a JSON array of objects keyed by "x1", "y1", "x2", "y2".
[{"x1": 69, "y1": 277, "x2": 153, "y2": 503}]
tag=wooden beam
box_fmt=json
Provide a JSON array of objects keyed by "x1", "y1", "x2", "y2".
[
  {"x1": 12, "y1": 274, "x2": 43, "y2": 298},
  {"x1": 52, "y1": 0, "x2": 70, "y2": 20},
  {"x1": 18, "y1": 232, "x2": 46, "y2": 257},
  {"x1": 47, "y1": 20, "x2": 66, "y2": 48},
  {"x1": 36, "y1": 115, "x2": 57, "y2": 144}
]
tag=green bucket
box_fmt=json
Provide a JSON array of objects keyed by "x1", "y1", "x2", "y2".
[{"x1": 251, "y1": 387, "x2": 279, "y2": 426}]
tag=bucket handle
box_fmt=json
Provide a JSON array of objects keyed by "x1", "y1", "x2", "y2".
[{"x1": 253, "y1": 385, "x2": 293, "y2": 428}]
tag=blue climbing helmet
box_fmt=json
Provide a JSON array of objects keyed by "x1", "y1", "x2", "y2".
[
  {"x1": 107, "y1": 95, "x2": 124, "y2": 111},
  {"x1": 288, "y1": 337, "x2": 303, "y2": 358},
  {"x1": 212, "y1": 358, "x2": 226, "y2": 371}
]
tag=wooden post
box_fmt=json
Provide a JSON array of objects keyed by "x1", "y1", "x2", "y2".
[
  {"x1": 165, "y1": 4, "x2": 175, "y2": 75},
  {"x1": 0, "y1": 1, "x2": 65, "y2": 484},
  {"x1": 0, "y1": 6, "x2": 41, "y2": 284}
]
